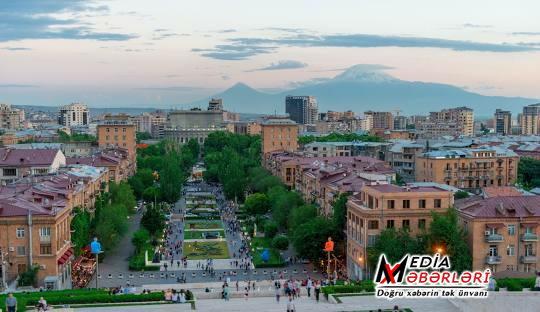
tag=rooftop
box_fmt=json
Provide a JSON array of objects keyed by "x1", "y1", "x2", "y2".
[{"x1": 458, "y1": 196, "x2": 540, "y2": 218}]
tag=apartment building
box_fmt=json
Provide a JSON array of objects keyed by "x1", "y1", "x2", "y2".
[
  {"x1": 285, "y1": 96, "x2": 318, "y2": 125},
  {"x1": 415, "y1": 147, "x2": 519, "y2": 192},
  {"x1": 0, "y1": 165, "x2": 108, "y2": 289},
  {"x1": 67, "y1": 149, "x2": 133, "y2": 182},
  {"x1": 346, "y1": 184, "x2": 454, "y2": 280},
  {"x1": 364, "y1": 111, "x2": 393, "y2": 131},
  {"x1": 457, "y1": 195, "x2": 540, "y2": 274},
  {"x1": 260, "y1": 117, "x2": 298, "y2": 155},
  {"x1": 0, "y1": 103, "x2": 25, "y2": 130},
  {"x1": 303, "y1": 142, "x2": 391, "y2": 160},
  {"x1": 520, "y1": 103, "x2": 540, "y2": 135},
  {"x1": 494, "y1": 109, "x2": 512, "y2": 136},
  {"x1": 429, "y1": 107, "x2": 474, "y2": 137},
  {"x1": 225, "y1": 121, "x2": 262, "y2": 135},
  {"x1": 97, "y1": 118, "x2": 136, "y2": 161},
  {"x1": 0, "y1": 148, "x2": 66, "y2": 184},
  {"x1": 385, "y1": 142, "x2": 424, "y2": 182},
  {"x1": 58, "y1": 103, "x2": 89, "y2": 127}
]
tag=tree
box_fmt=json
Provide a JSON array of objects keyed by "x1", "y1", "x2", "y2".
[
  {"x1": 272, "y1": 235, "x2": 289, "y2": 250},
  {"x1": 110, "y1": 182, "x2": 137, "y2": 214},
  {"x1": 136, "y1": 132, "x2": 152, "y2": 143},
  {"x1": 268, "y1": 186, "x2": 303, "y2": 229},
  {"x1": 71, "y1": 208, "x2": 92, "y2": 256},
  {"x1": 454, "y1": 190, "x2": 470, "y2": 200},
  {"x1": 160, "y1": 150, "x2": 183, "y2": 203},
  {"x1": 132, "y1": 228, "x2": 150, "y2": 253},
  {"x1": 428, "y1": 208, "x2": 472, "y2": 272},
  {"x1": 141, "y1": 204, "x2": 165, "y2": 236},
  {"x1": 244, "y1": 193, "x2": 270, "y2": 215},
  {"x1": 95, "y1": 204, "x2": 129, "y2": 251},
  {"x1": 367, "y1": 228, "x2": 425, "y2": 272},
  {"x1": 331, "y1": 193, "x2": 349, "y2": 240},
  {"x1": 143, "y1": 186, "x2": 161, "y2": 203},
  {"x1": 264, "y1": 220, "x2": 279, "y2": 239},
  {"x1": 289, "y1": 204, "x2": 318, "y2": 230},
  {"x1": 518, "y1": 157, "x2": 540, "y2": 189},
  {"x1": 291, "y1": 216, "x2": 336, "y2": 260}
]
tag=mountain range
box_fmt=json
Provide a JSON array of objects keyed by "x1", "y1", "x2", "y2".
[{"x1": 188, "y1": 65, "x2": 539, "y2": 118}]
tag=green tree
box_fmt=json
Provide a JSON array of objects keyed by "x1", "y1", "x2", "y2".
[
  {"x1": 244, "y1": 193, "x2": 271, "y2": 215},
  {"x1": 291, "y1": 216, "x2": 336, "y2": 260},
  {"x1": 367, "y1": 228, "x2": 425, "y2": 272},
  {"x1": 454, "y1": 190, "x2": 470, "y2": 200},
  {"x1": 95, "y1": 204, "x2": 129, "y2": 251},
  {"x1": 132, "y1": 228, "x2": 151, "y2": 253},
  {"x1": 428, "y1": 208, "x2": 472, "y2": 272},
  {"x1": 331, "y1": 193, "x2": 349, "y2": 240},
  {"x1": 518, "y1": 157, "x2": 540, "y2": 189},
  {"x1": 143, "y1": 186, "x2": 162, "y2": 203},
  {"x1": 141, "y1": 204, "x2": 165, "y2": 236},
  {"x1": 160, "y1": 150, "x2": 183, "y2": 203},
  {"x1": 272, "y1": 235, "x2": 289, "y2": 250},
  {"x1": 289, "y1": 204, "x2": 318, "y2": 230},
  {"x1": 71, "y1": 208, "x2": 92, "y2": 256},
  {"x1": 110, "y1": 182, "x2": 137, "y2": 214},
  {"x1": 136, "y1": 132, "x2": 152, "y2": 143},
  {"x1": 264, "y1": 220, "x2": 279, "y2": 239}
]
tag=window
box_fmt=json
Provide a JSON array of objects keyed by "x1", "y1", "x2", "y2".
[
  {"x1": 403, "y1": 200, "x2": 410, "y2": 209},
  {"x1": 106, "y1": 128, "x2": 110, "y2": 132},
  {"x1": 17, "y1": 246, "x2": 25, "y2": 256},
  {"x1": 507, "y1": 245, "x2": 515, "y2": 256},
  {"x1": 507, "y1": 224, "x2": 515, "y2": 236},
  {"x1": 3, "y1": 168, "x2": 16, "y2": 176},
  {"x1": 39, "y1": 227, "x2": 51, "y2": 238},
  {"x1": 114, "y1": 128, "x2": 118, "y2": 132},
  {"x1": 418, "y1": 219, "x2": 426, "y2": 229},
  {"x1": 434, "y1": 199, "x2": 442, "y2": 208},
  {"x1": 122, "y1": 128, "x2": 126, "y2": 132},
  {"x1": 402, "y1": 219, "x2": 410, "y2": 230},
  {"x1": 368, "y1": 220, "x2": 379, "y2": 230},
  {"x1": 40, "y1": 244, "x2": 52, "y2": 255},
  {"x1": 16, "y1": 228, "x2": 25, "y2": 238},
  {"x1": 386, "y1": 220, "x2": 395, "y2": 228},
  {"x1": 387, "y1": 200, "x2": 395, "y2": 209},
  {"x1": 368, "y1": 235, "x2": 377, "y2": 247},
  {"x1": 419, "y1": 199, "x2": 426, "y2": 208}
]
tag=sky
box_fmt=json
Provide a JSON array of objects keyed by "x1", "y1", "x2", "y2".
[{"x1": 1, "y1": 0, "x2": 540, "y2": 108}]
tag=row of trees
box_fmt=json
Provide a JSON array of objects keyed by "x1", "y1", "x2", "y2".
[
  {"x1": 298, "y1": 132, "x2": 384, "y2": 145},
  {"x1": 518, "y1": 157, "x2": 540, "y2": 189}
]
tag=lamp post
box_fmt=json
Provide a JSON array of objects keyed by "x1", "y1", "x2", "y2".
[
  {"x1": 90, "y1": 237, "x2": 103, "y2": 289},
  {"x1": 323, "y1": 237, "x2": 334, "y2": 283}
]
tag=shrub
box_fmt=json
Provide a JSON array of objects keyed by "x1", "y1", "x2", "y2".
[
  {"x1": 496, "y1": 277, "x2": 534, "y2": 291},
  {"x1": 272, "y1": 235, "x2": 289, "y2": 250}
]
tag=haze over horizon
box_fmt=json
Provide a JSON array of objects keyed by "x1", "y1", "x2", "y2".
[{"x1": 1, "y1": 0, "x2": 540, "y2": 112}]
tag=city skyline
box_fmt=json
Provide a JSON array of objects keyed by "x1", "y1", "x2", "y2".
[{"x1": 1, "y1": 0, "x2": 540, "y2": 108}]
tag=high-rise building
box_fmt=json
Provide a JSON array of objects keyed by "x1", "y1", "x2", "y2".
[
  {"x1": 494, "y1": 109, "x2": 512, "y2": 136},
  {"x1": 208, "y1": 98, "x2": 223, "y2": 111},
  {"x1": 285, "y1": 96, "x2": 318, "y2": 125},
  {"x1": 520, "y1": 103, "x2": 540, "y2": 135},
  {"x1": 429, "y1": 107, "x2": 474, "y2": 137},
  {"x1": 393, "y1": 115, "x2": 407, "y2": 130},
  {"x1": 364, "y1": 111, "x2": 393, "y2": 130},
  {"x1": 260, "y1": 116, "x2": 298, "y2": 155},
  {"x1": 0, "y1": 103, "x2": 24, "y2": 130},
  {"x1": 58, "y1": 103, "x2": 89, "y2": 127}
]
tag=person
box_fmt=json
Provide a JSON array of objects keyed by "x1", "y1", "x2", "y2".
[
  {"x1": 488, "y1": 276, "x2": 497, "y2": 291},
  {"x1": 535, "y1": 272, "x2": 540, "y2": 291},
  {"x1": 5, "y1": 293, "x2": 17, "y2": 312},
  {"x1": 179, "y1": 290, "x2": 187, "y2": 303},
  {"x1": 307, "y1": 277, "x2": 313, "y2": 298},
  {"x1": 393, "y1": 305, "x2": 400, "y2": 312},
  {"x1": 224, "y1": 284, "x2": 230, "y2": 301},
  {"x1": 171, "y1": 290, "x2": 179, "y2": 303},
  {"x1": 244, "y1": 287, "x2": 249, "y2": 300},
  {"x1": 275, "y1": 285, "x2": 281, "y2": 302},
  {"x1": 314, "y1": 281, "x2": 321, "y2": 302},
  {"x1": 286, "y1": 296, "x2": 296, "y2": 312}
]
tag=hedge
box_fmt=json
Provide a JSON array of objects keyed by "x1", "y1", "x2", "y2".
[
  {"x1": 321, "y1": 281, "x2": 376, "y2": 298},
  {"x1": 0, "y1": 289, "x2": 193, "y2": 310},
  {"x1": 496, "y1": 277, "x2": 536, "y2": 291}
]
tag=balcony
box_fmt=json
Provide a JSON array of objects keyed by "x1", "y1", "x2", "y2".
[
  {"x1": 485, "y1": 234, "x2": 504, "y2": 243},
  {"x1": 522, "y1": 233, "x2": 538, "y2": 241},
  {"x1": 520, "y1": 255, "x2": 537, "y2": 263},
  {"x1": 485, "y1": 256, "x2": 502, "y2": 264}
]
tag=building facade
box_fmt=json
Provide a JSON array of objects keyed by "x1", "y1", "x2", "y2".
[
  {"x1": 520, "y1": 103, "x2": 540, "y2": 135},
  {"x1": 285, "y1": 96, "x2": 318, "y2": 125},
  {"x1": 58, "y1": 103, "x2": 89, "y2": 127},
  {"x1": 346, "y1": 184, "x2": 453, "y2": 280},
  {"x1": 494, "y1": 109, "x2": 512, "y2": 136},
  {"x1": 164, "y1": 109, "x2": 225, "y2": 145},
  {"x1": 261, "y1": 117, "x2": 298, "y2": 155},
  {"x1": 97, "y1": 118, "x2": 137, "y2": 160},
  {"x1": 429, "y1": 107, "x2": 474, "y2": 137},
  {"x1": 415, "y1": 147, "x2": 519, "y2": 192},
  {"x1": 0, "y1": 103, "x2": 24, "y2": 130},
  {"x1": 364, "y1": 111, "x2": 393, "y2": 131}
]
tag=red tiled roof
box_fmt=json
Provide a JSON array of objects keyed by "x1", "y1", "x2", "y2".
[
  {"x1": 0, "y1": 148, "x2": 60, "y2": 166},
  {"x1": 457, "y1": 196, "x2": 540, "y2": 218},
  {"x1": 483, "y1": 186, "x2": 522, "y2": 198},
  {"x1": 366, "y1": 184, "x2": 449, "y2": 193}
]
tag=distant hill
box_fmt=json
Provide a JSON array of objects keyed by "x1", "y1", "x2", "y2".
[{"x1": 187, "y1": 65, "x2": 539, "y2": 117}]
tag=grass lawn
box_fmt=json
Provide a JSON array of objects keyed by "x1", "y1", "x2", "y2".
[
  {"x1": 251, "y1": 237, "x2": 284, "y2": 267},
  {"x1": 184, "y1": 229, "x2": 225, "y2": 239},
  {"x1": 184, "y1": 220, "x2": 223, "y2": 230},
  {"x1": 183, "y1": 241, "x2": 230, "y2": 259}
]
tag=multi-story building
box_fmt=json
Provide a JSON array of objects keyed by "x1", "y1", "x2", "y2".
[
  {"x1": 386, "y1": 142, "x2": 425, "y2": 182},
  {"x1": 429, "y1": 107, "x2": 474, "y2": 137},
  {"x1": 358, "y1": 114, "x2": 374, "y2": 131},
  {"x1": 364, "y1": 111, "x2": 393, "y2": 131},
  {"x1": 285, "y1": 96, "x2": 318, "y2": 125},
  {"x1": 393, "y1": 116, "x2": 408, "y2": 130},
  {"x1": 457, "y1": 195, "x2": 540, "y2": 274},
  {"x1": 346, "y1": 184, "x2": 454, "y2": 280},
  {"x1": 58, "y1": 103, "x2": 89, "y2": 127},
  {"x1": 303, "y1": 142, "x2": 391, "y2": 160},
  {"x1": 164, "y1": 108, "x2": 225, "y2": 145},
  {"x1": 0, "y1": 165, "x2": 108, "y2": 289},
  {"x1": 494, "y1": 109, "x2": 512, "y2": 136},
  {"x1": 0, "y1": 103, "x2": 24, "y2": 130},
  {"x1": 97, "y1": 117, "x2": 136, "y2": 161},
  {"x1": 0, "y1": 148, "x2": 66, "y2": 184},
  {"x1": 207, "y1": 98, "x2": 223, "y2": 111},
  {"x1": 261, "y1": 117, "x2": 298, "y2": 155},
  {"x1": 520, "y1": 103, "x2": 540, "y2": 135},
  {"x1": 225, "y1": 121, "x2": 262, "y2": 135},
  {"x1": 415, "y1": 147, "x2": 519, "y2": 192}
]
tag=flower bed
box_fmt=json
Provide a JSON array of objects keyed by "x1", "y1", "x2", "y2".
[
  {"x1": 184, "y1": 230, "x2": 225, "y2": 240},
  {"x1": 183, "y1": 241, "x2": 229, "y2": 259},
  {"x1": 321, "y1": 281, "x2": 376, "y2": 298},
  {"x1": 251, "y1": 237, "x2": 285, "y2": 268}
]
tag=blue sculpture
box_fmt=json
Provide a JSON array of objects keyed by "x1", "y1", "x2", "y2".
[
  {"x1": 90, "y1": 237, "x2": 102, "y2": 254},
  {"x1": 261, "y1": 248, "x2": 270, "y2": 263}
]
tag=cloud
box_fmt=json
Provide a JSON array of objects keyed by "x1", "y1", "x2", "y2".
[
  {"x1": 134, "y1": 86, "x2": 210, "y2": 91},
  {"x1": 513, "y1": 32, "x2": 540, "y2": 36},
  {"x1": 192, "y1": 44, "x2": 276, "y2": 60},
  {"x1": 249, "y1": 60, "x2": 307, "y2": 71},
  {"x1": 0, "y1": 84, "x2": 39, "y2": 88},
  {"x1": 217, "y1": 29, "x2": 237, "y2": 33},
  {"x1": 221, "y1": 75, "x2": 231, "y2": 80},
  {"x1": 261, "y1": 27, "x2": 306, "y2": 33},
  {"x1": 0, "y1": 1, "x2": 136, "y2": 42},
  {"x1": 193, "y1": 33, "x2": 538, "y2": 60},
  {"x1": 462, "y1": 23, "x2": 492, "y2": 29},
  {"x1": 152, "y1": 29, "x2": 190, "y2": 40},
  {"x1": 1, "y1": 47, "x2": 32, "y2": 51}
]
